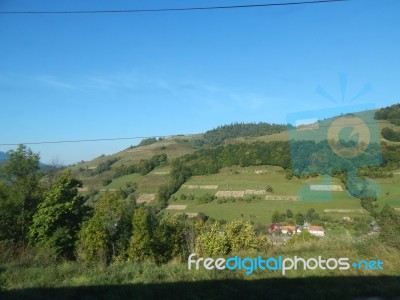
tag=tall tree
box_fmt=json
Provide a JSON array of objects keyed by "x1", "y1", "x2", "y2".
[
  {"x1": 0, "y1": 145, "x2": 42, "y2": 245},
  {"x1": 28, "y1": 170, "x2": 89, "y2": 258},
  {"x1": 128, "y1": 207, "x2": 156, "y2": 262},
  {"x1": 76, "y1": 191, "x2": 130, "y2": 266}
]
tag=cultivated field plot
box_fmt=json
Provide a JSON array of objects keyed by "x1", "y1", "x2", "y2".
[
  {"x1": 137, "y1": 194, "x2": 156, "y2": 204},
  {"x1": 310, "y1": 185, "x2": 343, "y2": 192},
  {"x1": 215, "y1": 191, "x2": 245, "y2": 198},
  {"x1": 166, "y1": 205, "x2": 187, "y2": 210},
  {"x1": 182, "y1": 184, "x2": 219, "y2": 190},
  {"x1": 245, "y1": 190, "x2": 266, "y2": 195},
  {"x1": 170, "y1": 165, "x2": 364, "y2": 225},
  {"x1": 185, "y1": 212, "x2": 199, "y2": 218},
  {"x1": 265, "y1": 195, "x2": 299, "y2": 201},
  {"x1": 324, "y1": 209, "x2": 365, "y2": 213}
]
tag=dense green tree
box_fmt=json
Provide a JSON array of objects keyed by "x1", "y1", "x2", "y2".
[
  {"x1": 271, "y1": 210, "x2": 285, "y2": 223},
  {"x1": 195, "y1": 220, "x2": 268, "y2": 256},
  {"x1": 381, "y1": 127, "x2": 400, "y2": 142},
  {"x1": 295, "y1": 213, "x2": 305, "y2": 225},
  {"x1": 128, "y1": 207, "x2": 156, "y2": 262},
  {"x1": 152, "y1": 214, "x2": 189, "y2": 264},
  {"x1": 28, "y1": 170, "x2": 89, "y2": 258},
  {"x1": 195, "y1": 222, "x2": 229, "y2": 256},
  {"x1": 286, "y1": 209, "x2": 294, "y2": 219},
  {"x1": 77, "y1": 191, "x2": 130, "y2": 266},
  {"x1": 0, "y1": 145, "x2": 42, "y2": 245},
  {"x1": 375, "y1": 103, "x2": 400, "y2": 125},
  {"x1": 225, "y1": 220, "x2": 268, "y2": 253}
]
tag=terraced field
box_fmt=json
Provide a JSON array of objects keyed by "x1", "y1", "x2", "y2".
[{"x1": 167, "y1": 165, "x2": 366, "y2": 225}]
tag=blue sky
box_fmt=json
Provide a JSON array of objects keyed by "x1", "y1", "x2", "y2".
[{"x1": 0, "y1": 0, "x2": 399, "y2": 164}]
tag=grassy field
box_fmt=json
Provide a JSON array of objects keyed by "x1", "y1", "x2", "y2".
[
  {"x1": 373, "y1": 173, "x2": 400, "y2": 208},
  {"x1": 70, "y1": 136, "x2": 195, "y2": 190},
  {"x1": 1, "y1": 237, "x2": 399, "y2": 300},
  {"x1": 168, "y1": 165, "x2": 364, "y2": 225},
  {"x1": 106, "y1": 173, "x2": 142, "y2": 189}
]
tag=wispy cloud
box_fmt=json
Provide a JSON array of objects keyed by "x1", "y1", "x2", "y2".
[
  {"x1": 33, "y1": 75, "x2": 77, "y2": 89},
  {"x1": 10, "y1": 71, "x2": 280, "y2": 114}
]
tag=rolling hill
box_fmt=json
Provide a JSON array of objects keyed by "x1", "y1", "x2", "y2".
[{"x1": 70, "y1": 104, "x2": 400, "y2": 227}]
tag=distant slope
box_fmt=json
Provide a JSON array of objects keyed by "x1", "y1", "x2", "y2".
[
  {"x1": 70, "y1": 135, "x2": 199, "y2": 191},
  {"x1": 198, "y1": 122, "x2": 289, "y2": 146},
  {"x1": 71, "y1": 104, "x2": 400, "y2": 196}
]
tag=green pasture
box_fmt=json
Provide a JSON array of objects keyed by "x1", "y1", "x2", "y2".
[{"x1": 170, "y1": 165, "x2": 364, "y2": 225}]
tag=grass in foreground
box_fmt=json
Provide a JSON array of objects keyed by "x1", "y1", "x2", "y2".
[{"x1": 1, "y1": 236, "x2": 399, "y2": 299}]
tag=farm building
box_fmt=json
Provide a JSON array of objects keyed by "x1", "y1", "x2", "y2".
[
  {"x1": 303, "y1": 223, "x2": 325, "y2": 237},
  {"x1": 281, "y1": 225, "x2": 301, "y2": 235}
]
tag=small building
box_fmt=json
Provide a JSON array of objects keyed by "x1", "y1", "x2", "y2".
[
  {"x1": 307, "y1": 225, "x2": 325, "y2": 237},
  {"x1": 281, "y1": 225, "x2": 301, "y2": 235}
]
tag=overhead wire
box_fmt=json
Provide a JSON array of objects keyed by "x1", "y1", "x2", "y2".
[{"x1": 0, "y1": 0, "x2": 348, "y2": 15}]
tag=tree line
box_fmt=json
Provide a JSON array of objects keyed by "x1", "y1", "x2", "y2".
[
  {"x1": 195, "y1": 122, "x2": 290, "y2": 147},
  {"x1": 375, "y1": 103, "x2": 400, "y2": 125},
  {"x1": 0, "y1": 145, "x2": 268, "y2": 266},
  {"x1": 113, "y1": 153, "x2": 168, "y2": 178}
]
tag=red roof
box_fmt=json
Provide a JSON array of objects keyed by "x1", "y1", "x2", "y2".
[
  {"x1": 309, "y1": 226, "x2": 324, "y2": 232},
  {"x1": 281, "y1": 226, "x2": 296, "y2": 231}
]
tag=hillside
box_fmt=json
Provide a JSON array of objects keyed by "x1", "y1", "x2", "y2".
[{"x1": 70, "y1": 104, "x2": 400, "y2": 230}]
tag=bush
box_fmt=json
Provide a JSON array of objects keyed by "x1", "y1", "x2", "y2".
[
  {"x1": 285, "y1": 231, "x2": 318, "y2": 246},
  {"x1": 196, "y1": 194, "x2": 215, "y2": 205}
]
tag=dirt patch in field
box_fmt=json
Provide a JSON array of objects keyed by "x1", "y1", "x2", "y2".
[
  {"x1": 78, "y1": 187, "x2": 88, "y2": 192},
  {"x1": 324, "y1": 209, "x2": 365, "y2": 213},
  {"x1": 183, "y1": 185, "x2": 219, "y2": 190},
  {"x1": 215, "y1": 191, "x2": 245, "y2": 198},
  {"x1": 245, "y1": 190, "x2": 266, "y2": 195},
  {"x1": 153, "y1": 171, "x2": 169, "y2": 175},
  {"x1": 185, "y1": 213, "x2": 199, "y2": 218},
  {"x1": 310, "y1": 185, "x2": 343, "y2": 192},
  {"x1": 265, "y1": 195, "x2": 299, "y2": 201},
  {"x1": 137, "y1": 194, "x2": 156, "y2": 204},
  {"x1": 166, "y1": 205, "x2": 187, "y2": 210}
]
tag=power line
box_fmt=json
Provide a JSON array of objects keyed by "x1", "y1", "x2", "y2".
[
  {"x1": 0, "y1": 120, "x2": 395, "y2": 146},
  {"x1": 0, "y1": 136, "x2": 169, "y2": 146},
  {"x1": 0, "y1": 0, "x2": 348, "y2": 15}
]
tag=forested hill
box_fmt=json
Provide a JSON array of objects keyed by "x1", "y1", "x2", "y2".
[
  {"x1": 199, "y1": 122, "x2": 290, "y2": 147},
  {"x1": 375, "y1": 103, "x2": 400, "y2": 125},
  {"x1": 375, "y1": 103, "x2": 400, "y2": 142}
]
